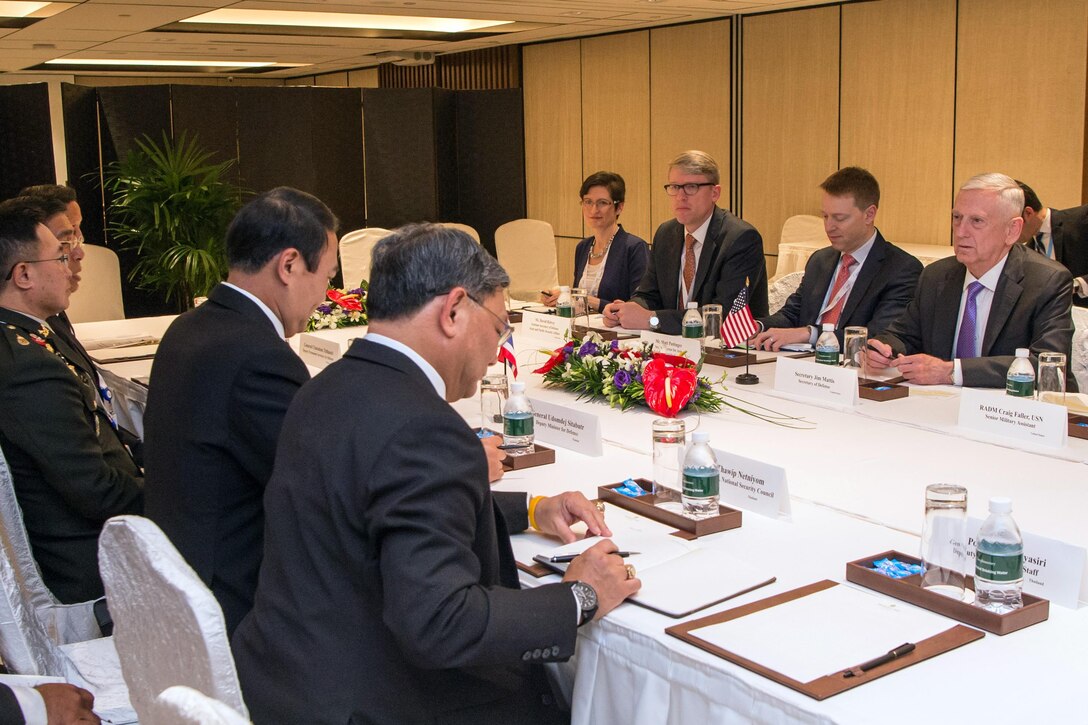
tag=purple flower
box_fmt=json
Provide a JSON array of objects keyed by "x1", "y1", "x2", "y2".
[
  {"x1": 348, "y1": 287, "x2": 364, "y2": 296},
  {"x1": 613, "y1": 369, "x2": 631, "y2": 389},
  {"x1": 610, "y1": 339, "x2": 620, "y2": 352},
  {"x1": 578, "y1": 341, "x2": 599, "y2": 357},
  {"x1": 633, "y1": 373, "x2": 643, "y2": 384},
  {"x1": 317, "y1": 305, "x2": 333, "y2": 314}
]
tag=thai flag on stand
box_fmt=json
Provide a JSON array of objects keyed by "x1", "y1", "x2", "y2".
[
  {"x1": 720, "y1": 284, "x2": 759, "y2": 348},
  {"x1": 499, "y1": 332, "x2": 518, "y2": 378}
]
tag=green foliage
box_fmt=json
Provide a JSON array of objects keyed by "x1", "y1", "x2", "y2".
[{"x1": 104, "y1": 131, "x2": 242, "y2": 310}]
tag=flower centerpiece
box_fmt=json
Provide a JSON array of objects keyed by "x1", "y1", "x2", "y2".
[{"x1": 308, "y1": 281, "x2": 368, "y2": 331}]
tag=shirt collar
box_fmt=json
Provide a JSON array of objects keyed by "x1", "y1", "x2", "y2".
[
  {"x1": 221, "y1": 282, "x2": 286, "y2": 339},
  {"x1": 842, "y1": 230, "x2": 878, "y2": 267},
  {"x1": 365, "y1": 333, "x2": 446, "y2": 399},
  {"x1": 687, "y1": 213, "x2": 713, "y2": 245},
  {"x1": 964, "y1": 252, "x2": 1009, "y2": 292},
  {"x1": 1039, "y1": 207, "x2": 1052, "y2": 235}
]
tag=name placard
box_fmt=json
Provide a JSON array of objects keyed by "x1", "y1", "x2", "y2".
[
  {"x1": 958, "y1": 388, "x2": 1067, "y2": 448},
  {"x1": 712, "y1": 447, "x2": 791, "y2": 519},
  {"x1": 298, "y1": 328, "x2": 364, "y2": 369},
  {"x1": 639, "y1": 330, "x2": 701, "y2": 361},
  {"x1": 527, "y1": 397, "x2": 603, "y2": 457},
  {"x1": 966, "y1": 518, "x2": 1086, "y2": 609},
  {"x1": 521, "y1": 310, "x2": 571, "y2": 346},
  {"x1": 773, "y1": 356, "x2": 858, "y2": 406}
]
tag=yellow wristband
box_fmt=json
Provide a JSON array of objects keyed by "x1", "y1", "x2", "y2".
[{"x1": 528, "y1": 495, "x2": 546, "y2": 531}]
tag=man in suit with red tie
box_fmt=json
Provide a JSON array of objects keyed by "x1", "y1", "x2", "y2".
[
  {"x1": 1015, "y1": 180, "x2": 1088, "y2": 308},
  {"x1": 602, "y1": 150, "x2": 768, "y2": 334},
  {"x1": 752, "y1": 167, "x2": 921, "y2": 351}
]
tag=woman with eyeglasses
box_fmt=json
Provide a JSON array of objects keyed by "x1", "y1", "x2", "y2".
[{"x1": 541, "y1": 171, "x2": 649, "y2": 313}]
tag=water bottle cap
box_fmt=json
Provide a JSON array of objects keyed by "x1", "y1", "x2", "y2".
[
  {"x1": 822, "y1": 323, "x2": 835, "y2": 331},
  {"x1": 988, "y1": 496, "x2": 1012, "y2": 513},
  {"x1": 692, "y1": 431, "x2": 710, "y2": 443},
  {"x1": 559, "y1": 286, "x2": 570, "y2": 293},
  {"x1": 686, "y1": 301, "x2": 698, "y2": 309},
  {"x1": 1015, "y1": 348, "x2": 1029, "y2": 358},
  {"x1": 510, "y1": 381, "x2": 526, "y2": 394}
]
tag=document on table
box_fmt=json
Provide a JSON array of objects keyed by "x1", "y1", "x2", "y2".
[
  {"x1": 82, "y1": 334, "x2": 159, "y2": 351},
  {"x1": 534, "y1": 532, "x2": 775, "y2": 618},
  {"x1": 89, "y1": 343, "x2": 159, "y2": 364},
  {"x1": 690, "y1": 584, "x2": 952, "y2": 683}
]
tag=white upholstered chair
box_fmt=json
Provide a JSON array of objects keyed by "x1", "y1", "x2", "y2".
[
  {"x1": 339, "y1": 227, "x2": 391, "y2": 287},
  {"x1": 772, "y1": 215, "x2": 829, "y2": 280},
  {"x1": 156, "y1": 685, "x2": 252, "y2": 725},
  {"x1": 66, "y1": 245, "x2": 125, "y2": 323},
  {"x1": 438, "y1": 222, "x2": 481, "y2": 243},
  {"x1": 494, "y1": 219, "x2": 558, "y2": 301},
  {"x1": 767, "y1": 271, "x2": 805, "y2": 316},
  {"x1": 1072, "y1": 306, "x2": 1088, "y2": 393},
  {"x1": 98, "y1": 515, "x2": 249, "y2": 724}
]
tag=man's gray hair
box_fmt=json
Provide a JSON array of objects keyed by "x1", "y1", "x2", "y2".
[
  {"x1": 368, "y1": 223, "x2": 509, "y2": 320},
  {"x1": 960, "y1": 173, "x2": 1024, "y2": 221},
  {"x1": 668, "y1": 150, "x2": 720, "y2": 185}
]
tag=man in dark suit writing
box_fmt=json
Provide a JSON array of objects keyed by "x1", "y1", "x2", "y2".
[
  {"x1": 753, "y1": 167, "x2": 921, "y2": 350},
  {"x1": 233, "y1": 224, "x2": 640, "y2": 724},
  {"x1": 868, "y1": 173, "x2": 1074, "y2": 388},
  {"x1": 603, "y1": 150, "x2": 768, "y2": 333}
]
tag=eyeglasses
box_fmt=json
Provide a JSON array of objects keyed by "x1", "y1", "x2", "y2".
[
  {"x1": 4, "y1": 253, "x2": 70, "y2": 281},
  {"x1": 581, "y1": 199, "x2": 617, "y2": 210},
  {"x1": 467, "y1": 293, "x2": 513, "y2": 349},
  {"x1": 663, "y1": 182, "x2": 715, "y2": 196},
  {"x1": 60, "y1": 236, "x2": 84, "y2": 255}
]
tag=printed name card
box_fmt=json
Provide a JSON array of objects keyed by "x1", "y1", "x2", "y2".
[
  {"x1": 958, "y1": 388, "x2": 1068, "y2": 448},
  {"x1": 297, "y1": 328, "x2": 364, "y2": 369},
  {"x1": 966, "y1": 518, "x2": 1086, "y2": 609},
  {"x1": 521, "y1": 310, "x2": 571, "y2": 346},
  {"x1": 773, "y1": 357, "x2": 858, "y2": 406},
  {"x1": 639, "y1": 330, "x2": 701, "y2": 361},
  {"x1": 712, "y1": 447, "x2": 791, "y2": 519},
  {"x1": 528, "y1": 397, "x2": 603, "y2": 457}
]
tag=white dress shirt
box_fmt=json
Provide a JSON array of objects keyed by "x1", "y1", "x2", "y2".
[{"x1": 951, "y1": 254, "x2": 1009, "y2": 386}]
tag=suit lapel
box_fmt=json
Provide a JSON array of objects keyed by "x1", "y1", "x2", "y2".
[
  {"x1": 839, "y1": 234, "x2": 886, "y2": 324},
  {"x1": 692, "y1": 208, "x2": 725, "y2": 299},
  {"x1": 658, "y1": 224, "x2": 683, "y2": 308},
  {"x1": 981, "y1": 247, "x2": 1025, "y2": 356},
  {"x1": 933, "y1": 263, "x2": 966, "y2": 358},
  {"x1": 1050, "y1": 210, "x2": 1065, "y2": 262}
]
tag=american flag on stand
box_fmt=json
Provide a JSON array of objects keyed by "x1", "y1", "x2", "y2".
[
  {"x1": 720, "y1": 285, "x2": 759, "y2": 348},
  {"x1": 498, "y1": 332, "x2": 518, "y2": 378}
]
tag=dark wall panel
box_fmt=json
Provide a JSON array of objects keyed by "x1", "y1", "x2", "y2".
[
  {"x1": 433, "y1": 88, "x2": 458, "y2": 223},
  {"x1": 170, "y1": 85, "x2": 241, "y2": 188},
  {"x1": 237, "y1": 87, "x2": 315, "y2": 196},
  {"x1": 61, "y1": 83, "x2": 104, "y2": 249},
  {"x1": 363, "y1": 88, "x2": 438, "y2": 228},
  {"x1": 0, "y1": 83, "x2": 55, "y2": 200},
  {"x1": 307, "y1": 88, "x2": 365, "y2": 234}
]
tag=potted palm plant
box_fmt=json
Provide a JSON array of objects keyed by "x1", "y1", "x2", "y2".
[{"x1": 104, "y1": 131, "x2": 243, "y2": 311}]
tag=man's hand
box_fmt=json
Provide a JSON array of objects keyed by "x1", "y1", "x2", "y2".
[
  {"x1": 601, "y1": 301, "x2": 653, "y2": 330},
  {"x1": 36, "y1": 683, "x2": 99, "y2": 724},
  {"x1": 865, "y1": 338, "x2": 899, "y2": 370},
  {"x1": 562, "y1": 539, "x2": 641, "y2": 621},
  {"x1": 479, "y1": 435, "x2": 505, "y2": 483},
  {"x1": 894, "y1": 353, "x2": 955, "y2": 385},
  {"x1": 752, "y1": 326, "x2": 810, "y2": 351},
  {"x1": 533, "y1": 491, "x2": 612, "y2": 543}
]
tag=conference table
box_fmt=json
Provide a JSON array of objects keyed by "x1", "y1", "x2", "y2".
[{"x1": 74, "y1": 314, "x2": 1088, "y2": 724}]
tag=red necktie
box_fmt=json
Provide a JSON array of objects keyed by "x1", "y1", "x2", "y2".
[{"x1": 819, "y1": 253, "x2": 856, "y2": 326}]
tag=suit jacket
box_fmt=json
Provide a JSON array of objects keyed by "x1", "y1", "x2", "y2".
[
  {"x1": 572, "y1": 226, "x2": 649, "y2": 310},
  {"x1": 0, "y1": 307, "x2": 142, "y2": 603},
  {"x1": 759, "y1": 232, "x2": 922, "y2": 342},
  {"x1": 1051, "y1": 204, "x2": 1088, "y2": 307},
  {"x1": 233, "y1": 339, "x2": 577, "y2": 725},
  {"x1": 144, "y1": 283, "x2": 310, "y2": 635},
  {"x1": 633, "y1": 206, "x2": 768, "y2": 334},
  {"x1": 0, "y1": 684, "x2": 26, "y2": 724},
  {"x1": 876, "y1": 244, "x2": 1075, "y2": 389}
]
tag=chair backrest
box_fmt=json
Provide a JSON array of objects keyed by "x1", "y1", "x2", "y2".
[
  {"x1": 767, "y1": 271, "x2": 805, "y2": 316},
  {"x1": 1072, "y1": 306, "x2": 1088, "y2": 393},
  {"x1": 99, "y1": 516, "x2": 249, "y2": 722},
  {"x1": 779, "y1": 214, "x2": 828, "y2": 248},
  {"x1": 437, "y1": 222, "x2": 481, "y2": 243},
  {"x1": 339, "y1": 228, "x2": 391, "y2": 287},
  {"x1": 493, "y1": 219, "x2": 558, "y2": 301},
  {"x1": 156, "y1": 685, "x2": 252, "y2": 725},
  {"x1": 66, "y1": 245, "x2": 125, "y2": 323}
]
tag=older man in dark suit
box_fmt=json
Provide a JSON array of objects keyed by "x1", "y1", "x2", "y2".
[
  {"x1": 753, "y1": 167, "x2": 921, "y2": 350},
  {"x1": 869, "y1": 173, "x2": 1074, "y2": 388},
  {"x1": 1016, "y1": 180, "x2": 1088, "y2": 308},
  {"x1": 603, "y1": 150, "x2": 768, "y2": 334},
  {"x1": 233, "y1": 224, "x2": 640, "y2": 724}
]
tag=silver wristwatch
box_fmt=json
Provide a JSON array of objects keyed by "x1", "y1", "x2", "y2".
[
  {"x1": 571, "y1": 581, "x2": 598, "y2": 626},
  {"x1": 648, "y1": 314, "x2": 661, "y2": 331}
]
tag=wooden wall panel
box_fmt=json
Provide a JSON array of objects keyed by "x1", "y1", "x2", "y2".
[
  {"x1": 841, "y1": 0, "x2": 956, "y2": 246},
  {"x1": 955, "y1": 0, "x2": 1087, "y2": 209},
  {"x1": 556, "y1": 236, "x2": 580, "y2": 288},
  {"x1": 741, "y1": 7, "x2": 840, "y2": 260},
  {"x1": 649, "y1": 20, "x2": 731, "y2": 234},
  {"x1": 523, "y1": 40, "x2": 583, "y2": 238},
  {"x1": 581, "y1": 31, "x2": 652, "y2": 241}
]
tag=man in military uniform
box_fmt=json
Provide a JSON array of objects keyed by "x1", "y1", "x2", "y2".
[{"x1": 0, "y1": 199, "x2": 142, "y2": 604}]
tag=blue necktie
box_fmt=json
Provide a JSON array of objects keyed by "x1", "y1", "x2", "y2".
[{"x1": 956, "y1": 281, "x2": 985, "y2": 358}]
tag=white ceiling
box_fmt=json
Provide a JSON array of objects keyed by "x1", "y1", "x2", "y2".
[{"x1": 0, "y1": 0, "x2": 839, "y2": 78}]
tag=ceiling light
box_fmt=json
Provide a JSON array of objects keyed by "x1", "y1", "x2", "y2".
[
  {"x1": 44, "y1": 58, "x2": 278, "y2": 68},
  {"x1": 180, "y1": 9, "x2": 512, "y2": 33},
  {"x1": 0, "y1": 1, "x2": 49, "y2": 17}
]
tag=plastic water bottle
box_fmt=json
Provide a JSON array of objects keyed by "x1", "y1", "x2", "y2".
[
  {"x1": 1005, "y1": 348, "x2": 1035, "y2": 397},
  {"x1": 682, "y1": 432, "x2": 719, "y2": 519},
  {"x1": 815, "y1": 323, "x2": 840, "y2": 365},
  {"x1": 503, "y1": 381, "x2": 535, "y2": 456},
  {"x1": 974, "y1": 497, "x2": 1023, "y2": 613},
  {"x1": 556, "y1": 286, "x2": 573, "y2": 318},
  {"x1": 682, "y1": 302, "x2": 704, "y2": 339}
]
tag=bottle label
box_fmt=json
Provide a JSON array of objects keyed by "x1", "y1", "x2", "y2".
[
  {"x1": 815, "y1": 349, "x2": 840, "y2": 365},
  {"x1": 1005, "y1": 377, "x2": 1035, "y2": 397},
  {"x1": 556, "y1": 305, "x2": 573, "y2": 318},
  {"x1": 682, "y1": 470, "x2": 719, "y2": 499},
  {"x1": 682, "y1": 324, "x2": 704, "y2": 339},
  {"x1": 503, "y1": 414, "x2": 534, "y2": 437},
  {"x1": 975, "y1": 550, "x2": 1024, "y2": 582}
]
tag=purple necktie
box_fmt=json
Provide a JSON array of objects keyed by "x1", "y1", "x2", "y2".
[{"x1": 956, "y1": 281, "x2": 985, "y2": 358}]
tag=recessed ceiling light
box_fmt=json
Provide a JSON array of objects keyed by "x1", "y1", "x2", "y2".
[
  {"x1": 0, "y1": 1, "x2": 49, "y2": 17},
  {"x1": 45, "y1": 58, "x2": 279, "y2": 68},
  {"x1": 180, "y1": 9, "x2": 512, "y2": 34}
]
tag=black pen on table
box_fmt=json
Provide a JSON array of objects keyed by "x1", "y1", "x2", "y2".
[
  {"x1": 843, "y1": 642, "x2": 915, "y2": 678},
  {"x1": 498, "y1": 443, "x2": 531, "y2": 450},
  {"x1": 547, "y1": 551, "x2": 639, "y2": 564}
]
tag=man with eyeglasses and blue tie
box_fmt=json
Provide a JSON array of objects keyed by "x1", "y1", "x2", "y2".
[
  {"x1": 0, "y1": 198, "x2": 142, "y2": 604},
  {"x1": 603, "y1": 150, "x2": 768, "y2": 334}
]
